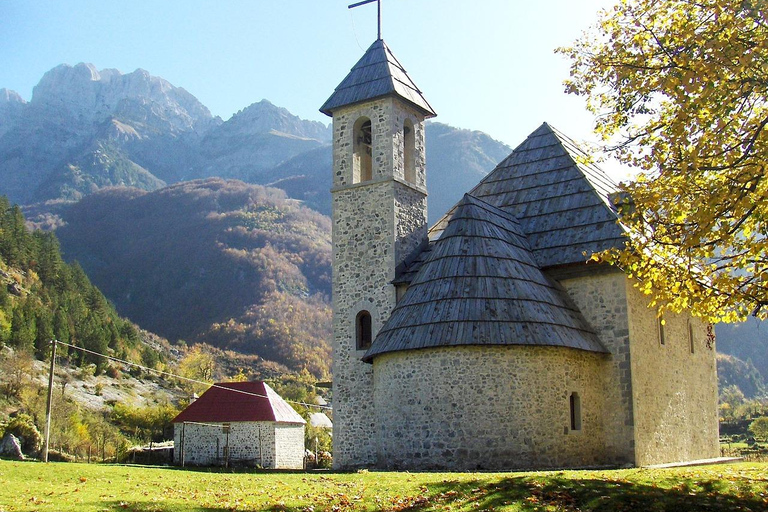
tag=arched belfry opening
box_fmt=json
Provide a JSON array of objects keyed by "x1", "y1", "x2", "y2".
[
  {"x1": 403, "y1": 119, "x2": 416, "y2": 183},
  {"x1": 353, "y1": 117, "x2": 373, "y2": 183}
]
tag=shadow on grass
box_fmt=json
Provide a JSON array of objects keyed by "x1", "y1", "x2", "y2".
[
  {"x1": 393, "y1": 474, "x2": 768, "y2": 512},
  {"x1": 95, "y1": 471, "x2": 768, "y2": 512}
]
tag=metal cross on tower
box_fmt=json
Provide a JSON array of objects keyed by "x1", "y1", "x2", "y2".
[{"x1": 349, "y1": 0, "x2": 382, "y2": 40}]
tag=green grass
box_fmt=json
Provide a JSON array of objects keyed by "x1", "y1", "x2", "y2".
[{"x1": 0, "y1": 460, "x2": 767, "y2": 511}]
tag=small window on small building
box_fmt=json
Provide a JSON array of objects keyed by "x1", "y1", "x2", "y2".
[
  {"x1": 570, "y1": 392, "x2": 582, "y2": 431},
  {"x1": 403, "y1": 119, "x2": 416, "y2": 183},
  {"x1": 688, "y1": 319, "x2": 695, "y2": 354},
  {"x1": 356, "y1": 310, "x2": 372, "y2": 350},
  {"x1": 353, "y1": 117, "x2": 373, "y2": 183},
  {"x1": 658, "y1": 316, "x2": 666, "y2": 346}
]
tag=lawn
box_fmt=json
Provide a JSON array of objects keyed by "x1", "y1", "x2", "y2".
[{"x1": 0, "y1": 459, "x2": 766, "y2": 511}]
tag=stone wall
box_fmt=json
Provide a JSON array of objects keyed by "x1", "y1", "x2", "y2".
[
  {"x1": 373, "y1": 345, "x2": 609, "y2": 470},
  {"x1": 626, "y1": 282, "x2": 719, "y2": 465},
  {"x1": 173, "y1": 421, "x2": 304, "y2": 469},
  {"x1": 559, "y1": 269, "x2": 636, "y2": 465},
  {"x1": 330, "y1": 98, "x2": 428, "y2": 469}
]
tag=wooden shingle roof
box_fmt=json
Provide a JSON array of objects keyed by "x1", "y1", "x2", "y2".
[
  {"x1": 172, "y1": 381, "x2": 306, "y2": 425},
  {"x1": 364, "y1": 194, "x2": 607, "y2": 362},
  {"x1": 319, "y1": 39, "x2": 436, "y2": 117},
  {"x1": 467, "y1": 122, "x2": 625, "y2": 268}
]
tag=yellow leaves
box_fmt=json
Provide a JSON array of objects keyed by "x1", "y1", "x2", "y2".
[{"x1": 564, "y1": 0, "x2": 768, "y2": 321}]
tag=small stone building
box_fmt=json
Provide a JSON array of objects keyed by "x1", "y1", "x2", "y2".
[
  {"x1": 172, "y1": 381, "x2": 305, "y2": 469},
  {"x1": 321, "y1": 39, "x2": 719, "y2": 471}
]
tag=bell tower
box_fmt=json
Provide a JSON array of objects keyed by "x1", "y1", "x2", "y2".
[{"x1": 320, "y1": 39, "x2": 435, "y2": 468}]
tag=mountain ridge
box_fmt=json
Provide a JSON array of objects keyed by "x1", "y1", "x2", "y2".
[{"x1": 0, "y1": 63, "x2": 510, "y2": 225}]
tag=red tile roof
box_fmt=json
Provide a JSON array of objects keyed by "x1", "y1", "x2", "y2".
[{"x1": 172, "y1": 381, "x2": 306, "y2": 425}]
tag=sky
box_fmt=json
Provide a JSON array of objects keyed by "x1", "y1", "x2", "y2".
[{"x1": 0, "y1": 0, "x2": 627, "y2": 179}]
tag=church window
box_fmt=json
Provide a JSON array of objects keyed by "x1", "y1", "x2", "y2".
[
  {"x1": 403, "y1": 119, "x2": 416, "y2": 183},
  {"x1": 356, "y1": 310, "x2": 372, "y2": 350},
  {"x1": 658, "y1": 315, "x2": 666, "y2": 346},
  {"x1": 353, "y1": 117, "x2": 373, "y2": 183},
  {"x1": 569, "y1": 392, "x2": 582, "y2": 431},
  {"x1": 688, "y1": 319, "x2": 695, "y2": 354}
]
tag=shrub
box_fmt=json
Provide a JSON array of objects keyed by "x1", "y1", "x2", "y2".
[
  {"x1": 748, "y1": 417, "x2": 768, "y2": 442},
  {"x1": 4, "y1": 413, "x2": 43, "y2": 455}
]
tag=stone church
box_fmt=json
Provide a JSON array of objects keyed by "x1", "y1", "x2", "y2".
[{"x1": 320, "y1": 39, "x2": 719, "y2": 470}]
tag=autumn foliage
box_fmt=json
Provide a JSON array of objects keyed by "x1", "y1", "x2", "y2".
[
  {"x1": 561, "y1": 0, "x2": 768, "y2": 322},
  {"x1": 57, "y1": 179, "x2": 333, "y2": 378}
]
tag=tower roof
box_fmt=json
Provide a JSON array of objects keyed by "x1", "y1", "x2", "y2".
[
  {"x1": 364, "y1": 194, "x2": 607, "y2": 362},
  {"x1": 172, "y1": 381, "x2": 306, "y2": 424},
  {"x1": 320, "y1": 39, "x2": 436, "y2": 117}
]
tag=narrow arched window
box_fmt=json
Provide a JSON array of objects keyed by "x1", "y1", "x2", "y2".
[
  {"x1": 356, "y1": 310, "x2": 372, "y2": 350},
  {"x1": 688, "y1": 319, "x2": 695, "y2": 354},
  {"x1": 658, "y1": 316, "x2": 666, "y2": 346},
  {"x1": 403, "y1": 119, "x2": 416, "y2": 183},
  {"x1": 353, "y1": 117, "x2": 373, "y2": 183},
  {"x1": 570, "y1": 392, "x2": 582, "y2": 431}
]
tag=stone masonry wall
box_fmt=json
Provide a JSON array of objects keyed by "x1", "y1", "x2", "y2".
[
  {"x1": 626, "y1": 282, "x2": 719, "y2": 465},
  {"x1": 559, "y1": 270, "x2": 636, "y2": 465},
  {"x1": 373, "y1": 345, "x2": 609, "y2": 470},
  {"x1": 331, "y1": 98, "x2": 428, "y2": 469},
  {"x1": 173, "y1": 421, "x2": 281, "y2": 468}
]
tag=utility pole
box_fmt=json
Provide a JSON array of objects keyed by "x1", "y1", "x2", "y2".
[{"x1": 43, "y1": 339, "x2": 57, "y2": 463}]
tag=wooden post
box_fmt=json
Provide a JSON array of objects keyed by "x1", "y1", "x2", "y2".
[
  {"x1": 42, "y1": 339, "x2": 57, "y2": 463},
  {"x1": 223, "y1": 424, "x2": 230, "y2": 468},
  {"x1": 180, "y1": 422, "x2": 186, "y2": 467},
  {"x1": 258, "y1": 426, "x2": 264, "y2": 468}
]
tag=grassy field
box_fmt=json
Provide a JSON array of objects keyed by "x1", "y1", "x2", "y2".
[{"x1": 0, "y1": 459, "x2": 766, "y2": 512}]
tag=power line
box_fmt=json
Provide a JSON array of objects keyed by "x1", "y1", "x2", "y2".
[{"x1": 54, "y1": 340, "x2": 331, "y2": 412}]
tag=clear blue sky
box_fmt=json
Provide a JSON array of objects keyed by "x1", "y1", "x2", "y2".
[{"x1": 0, "y1": 0, "x2": 625, "y2": 177}]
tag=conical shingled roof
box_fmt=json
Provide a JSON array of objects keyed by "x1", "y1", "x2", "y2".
[
  {"x1": 363, "y1": 194, "x2": 607, "y2": 362},
  {"x1": 465, "y1": 122, "x2": 625, "y2": 268},
  {"x1": 320, "y1": 39, "x2": 436, "y2": 117}
]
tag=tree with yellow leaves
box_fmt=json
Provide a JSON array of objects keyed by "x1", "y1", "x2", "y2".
[{"x1": 561, "y1": 0, "x2": 768, "y2": 322}]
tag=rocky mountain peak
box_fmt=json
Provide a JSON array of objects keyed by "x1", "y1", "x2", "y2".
[
  {"x1": 0, "y1": 88, "x2": 26, "y2": 138},
  {"x1": 225, "y1": 99, "x2": 330, "y2": 142},
  {"x1": 30, "y1": 63, "x2": 217, "y2": 135},
  {"x1": 0, "y1": 88, "x2": 26, "y2": 105}
]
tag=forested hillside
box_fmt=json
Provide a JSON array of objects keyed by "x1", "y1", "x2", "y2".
[
  {"x1": 0, "y1": 196, "x2": 155, "y2": 371},
  {"x1": 56, "y1": 179, "x2": 332, "y2": 378}
]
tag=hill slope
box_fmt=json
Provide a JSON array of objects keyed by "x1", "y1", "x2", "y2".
[
  {"x1": 0, "y1": 195, "x2": 162, "y2": 372},
  {"x1": 55, "y1": 179, "x2": 332, "y2": 378}
]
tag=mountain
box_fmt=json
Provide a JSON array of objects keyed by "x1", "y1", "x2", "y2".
[
  {"x1": 0, "y1": 195, "x2": 162, "y2": 372},
  {"x1": 1, "y1": 65, "x2": 510, "y2": 224},
  {"x1": 716, "y1": 318, "x2": 768, "y2": 384},
  {"x1": 716, "y1": 353, "x2": 766, "y2": 399},
  {"x1": 0, "y1": 64, "x2": 220, "y2": 204},
  {"x1": 55, "y1": 179, "x2": 332, "y2": 378},
  {"x1": 425, "y1": 122, "x2": 512, "y2": 223},
  {"x1": 194, "y1": 100, "x2": 330, "y2": 182},
  {"x1": 0, "y1": 89, "x2": 25, "y2": 138}
]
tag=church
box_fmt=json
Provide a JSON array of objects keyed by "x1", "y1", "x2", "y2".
[{"x1": 320, "y1": 38, "x2": 719, "y2": 470}]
